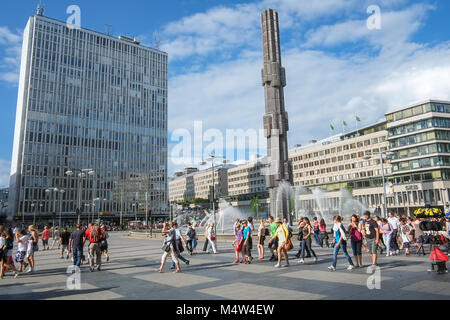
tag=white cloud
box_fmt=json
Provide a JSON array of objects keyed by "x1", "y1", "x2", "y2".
[
  {"x1": 0, "y1": 159, "x2": 11, "y2": 188},
  {"x1": 166, "y1": 1, "x2": 450, "y2": 175},
  {"x1": 0, "y1": 26, "x2": 22, "y2": 85}
]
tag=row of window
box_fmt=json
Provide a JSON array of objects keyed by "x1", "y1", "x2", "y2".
[
  {"x1": 392, "y1": 156, "x2": 450, "y2": 172},
  {"x1": 392, "y1": 143, "x2": 450, "y2": 160},
  {"x1": 389, "y1": 130, "x2": 450, "y2": 148},
  {"x1": 36, "y1": 19, "x2": 167, "y2": 63},
  {"x1": 386, "y1": 102, "x2": 450, "y2": 123},
  {"x1": 388, "y1": 117, "x2": 450, "y2": 137},
  {"x1": 291, "y1": 137, "x2": 386, "y2": 161}
]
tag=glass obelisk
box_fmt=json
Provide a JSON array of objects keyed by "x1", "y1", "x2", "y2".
[{"x1": 261, "y1": 9, "x2": 293, "y2": 220}]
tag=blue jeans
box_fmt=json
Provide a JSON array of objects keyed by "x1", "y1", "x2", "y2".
[
  {"x1": 296, "y1": 241, "x2": 311, "y2": 257},
  {"x1": 73, "y1": 247, "x2": 83, "y2": 267},
  {"x1": 390, "y1": 229, "x2": 399, "y2": 251},
  {"x1": 192, "y1": 238, "x2": 198, "y2": 250},
  {"x1": 313, "y1": 231, "x2": 321, "y2": 246},
  {"x1": 332, "y1": 241, "x2": 354, "y2": 268},
  {"x1": 383, "y1": 234, "x2": 392, "y2": 255}
]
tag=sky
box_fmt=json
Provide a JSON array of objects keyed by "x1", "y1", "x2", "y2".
[{"x1": 0, "y1": 0, "x2": 449, "y2": 187}]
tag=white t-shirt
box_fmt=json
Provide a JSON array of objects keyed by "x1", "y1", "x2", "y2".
[
  {"x1": 18, "y1": 235, "x2": 29, "y2": 252},
  {"x1": 388, "y1": 217, "x2": 400, "y2": 230}
]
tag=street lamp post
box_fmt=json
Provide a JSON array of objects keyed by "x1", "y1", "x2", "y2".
[
  {"x1": 45, "y1": 188, "x2": 58, "y2": 227},
  {"x1": 31, "y1": 203, "x2": 36, "y2": 226},
  {"x1": 66, "y1": 169, "x2": 92, "y2": 225},
  {"x1": 200, "y1": 154, "x2": 227, "y2": 236},
  {"x1": 364, "y1": 151, "x2": 394, "y2": 218}
]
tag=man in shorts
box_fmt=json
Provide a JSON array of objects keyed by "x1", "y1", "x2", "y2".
[
  {"x1": 60, "y1": 227, "x2": 71, "y2": 259},
  {"x1": 267, "y1": 216, "x2": 278, "y2": 261},
  {"x1": 362, "y1": 211, "x2": 380, "y2": 267}
]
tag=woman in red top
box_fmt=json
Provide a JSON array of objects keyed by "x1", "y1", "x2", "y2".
[{"x1": 42, "y1": 226, "x2": 50, "y2": 250}]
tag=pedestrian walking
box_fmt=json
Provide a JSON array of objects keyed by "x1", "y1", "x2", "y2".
[
  {"x1": 85, "y1": 223, "x2": 103, "y2": 272},
  {"x1": 42, "y1": 226, "x2": 50, "y2": 250},
  {"x1": 267, "y1": 216, "x2": 278, "y2": 261},
  {"x1": 25, "y1": 225, "x2": 39, "y2": 274},
  {"x1": 318, "y1": 219, "x2": 329, "y2": 248},
  {"x1": 69, "y1": 224, "x2": 86, "y2": 268},
  {"x1": 59, "y1": 227, "x2": 71, "y2": 259},
  {"x1": 185, "y1": 222, "x2": 196, "y2": 255},
  {"x1": 191, "y1": 222, "x2": 199, "y2": 254},
  {"x1": 312, "y1": 217, "x2": 321, "y2": 246},
  {"x1": 399, "y1": 219, "x2": 413, "y2": 256},
  {"x1": 233, "y1": 223, "x2": 244, "y2": 264},
  {"x1": 99, "y1": 225, "x2": 110, "y2": 262},
  {"x1": 257, "y1": 219, "x2": 266, "y2": 260},
  {"x1": 362, "y1": 211, "x2": 380, "y2": 267},
  {"x1": 380, "y1": 218, "x2": 394, "y2": 257},
  {"x1": 205, "y1": 223, "x2": 217, "y2": 254},
  {"x1": 242, "y1": 220, "x2": 252, "y2": 263},
  {"x1": 388, "y1": 212, "x2": 400, "y2": 255},
  {"x1": 298, "y1": 217, "x2": 318, "y2": 264},
  {"x1": 170, "y1": 222, "x2": 190, "y2": 269},
  {"x1": 157, "y1": 221, "x2": 181, "y2": 273},
  {"x1": 349, "y1": 215, "x2": 363, "y2": 268},
  {"x1": 295, "y1": 217, "x2": 311, "y2": 258},
  {"x1": 268, "y1": 217, "x2": 290, "y2": 268},
  {"x1": 328, "y1": 216, "x2": 354, "y2": 271},
  {"x1": 15, "y1": 229, "x2": 28, "y2": 273},
  {"x1": 1, "y1": 228, "x2": 19, "y2": 279},
  {"x1": 413, "y1": 217, "x2": 426, "y2": 255},
  {"x1": 50, "y1": 227, "x2": 60, "y2": 250}
]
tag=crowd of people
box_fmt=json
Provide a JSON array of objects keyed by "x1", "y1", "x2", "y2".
[
  {"x1": 2, "y1": 210, "x2": 449, "y2": 277},
  {"x1": 0, "y1": 222, "x2": 111, "y2": 279},
  {"x1": 155, "y1": 210, "x2": 450, "y2": 273}
]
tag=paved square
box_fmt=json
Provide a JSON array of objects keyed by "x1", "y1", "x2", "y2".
[{"x1": 0, "y1": 232, "x2": 449, "y2": 300}]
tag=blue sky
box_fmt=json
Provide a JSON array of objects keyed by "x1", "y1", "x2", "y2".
[{"x1": 0, "y1": 0, "x2": 449, "y2": 186}]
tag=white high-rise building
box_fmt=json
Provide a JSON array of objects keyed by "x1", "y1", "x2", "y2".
[{"x1": 8, "y1": 12, "x2": 168, "y2": 223}]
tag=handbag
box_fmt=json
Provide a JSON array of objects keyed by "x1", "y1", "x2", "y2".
[
  {"x1": 284, "y1": 238, "x2": 293, "y2": 251},
  {"x1": 162, "y1": 243, "x2": 171, "y2": 253}
]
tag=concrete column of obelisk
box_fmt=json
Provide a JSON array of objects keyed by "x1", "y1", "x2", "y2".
[{"x1": 261, "y1": 9, "x2": 293, "y2": 220}]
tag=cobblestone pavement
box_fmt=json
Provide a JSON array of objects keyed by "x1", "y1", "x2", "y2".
[{"x1": 1, "y1": 232, "x2": 448, "y2": 300}]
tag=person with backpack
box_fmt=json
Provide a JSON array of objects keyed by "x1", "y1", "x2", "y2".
[
  {"x1": 328, "y1": 216, "x2": 354, "y2": 271},
  {"x1": 348, "y1": 214, "x2": 363, "y2": 268},
  {"x1": 185, "y1": 222, "x2": 196, "y2": 255},
  {"x1": 85, "y1": 223, "x2": 103, "y2": 272}
]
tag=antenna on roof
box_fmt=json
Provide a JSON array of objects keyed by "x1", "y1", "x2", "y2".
[
  {"x1": 37, "y1": 1, "x2": 45, "y2": 16},
  {"x1": 153, "y1": 31, "x2": 161, "y2": 50}
]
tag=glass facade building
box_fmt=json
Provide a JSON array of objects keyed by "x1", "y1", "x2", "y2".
[{"x1": 8, "y1": 14, "x2": 168, "y2": 223}]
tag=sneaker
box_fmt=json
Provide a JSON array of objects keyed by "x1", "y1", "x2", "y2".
[
  {"x1": 347, "y1": 265, "x2": 355, "y2": 270},
  {"x1": 314, "y1": 257, "x2": 318, "y2": 263},
  {"x1": 14, "y1": 272, "x2": 19, "y2": 279},
  {"x1": 97, "y1": 266, "x2": 101, "y2": 271},
  {"x1": 328, "y1": 266, "x2": 336, "y2": 271},
  {"x1": 274, "y1": 264, "x2": 281, "y2": 268},
  {"x1": 269, "y1": 256, "x2": 275, "y2": 261},
  {"x1": 282, "y1": 264, "x2": 290, "y2": 268},
  {"x1": 60, "y1": 256, "x2": 64, "y2": 259},
  {"x1": 25, "y1": 267, "x2": 32, "y2": 274},
  {"x1": 298, "y1": 259, "x2": 305, "y2": 264},
  {"x1": 89, "y1": 267, "x2": 94, "y2": 272},
  {"x1": 185, "y1": 260, "x2": 190, "y2": 266}
]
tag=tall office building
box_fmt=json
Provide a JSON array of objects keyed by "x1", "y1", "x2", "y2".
[{"x1": 8, "y1": 11, "x2": 168, "y2": 223}]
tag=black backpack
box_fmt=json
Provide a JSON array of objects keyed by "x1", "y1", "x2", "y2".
[{"x1": 187, "y1": 227, "x2": 196, "y2": 239}]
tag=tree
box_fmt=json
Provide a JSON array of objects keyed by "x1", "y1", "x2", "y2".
[{"x1": 250, "y1": 196, "x2": 263, "y2": 218}]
